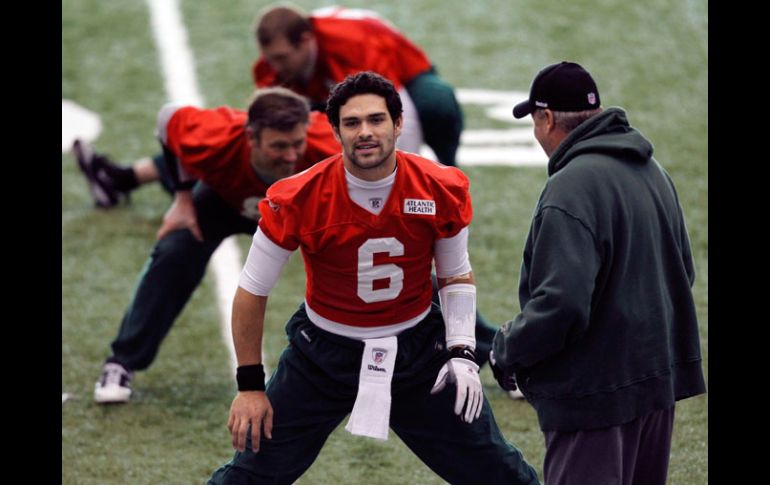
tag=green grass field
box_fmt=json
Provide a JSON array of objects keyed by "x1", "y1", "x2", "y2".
[{"x1": 62, "y1": 0, "x2": 707, "y2": 483}]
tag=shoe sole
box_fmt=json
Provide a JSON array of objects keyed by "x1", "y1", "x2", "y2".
[{"x1": 94, "y1": 384, "x2": 132, "y2": 404}]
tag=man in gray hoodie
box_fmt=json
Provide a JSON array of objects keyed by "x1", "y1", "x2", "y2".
[{"x1": 490, "y1": 61, "x2": 706, "y2": 485}]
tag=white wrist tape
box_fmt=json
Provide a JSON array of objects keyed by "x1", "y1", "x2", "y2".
[{"x1": 438, "y1": 283, "x2": 476, "y2": 350}]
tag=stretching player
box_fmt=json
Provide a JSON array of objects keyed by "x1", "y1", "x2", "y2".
[
  {"x1": 91, "y1": 88, "x2": 340, "y2": 403},
  {"x1": 207, "y1": 72, "x2": 540, "y2": 484},
  {"x1": 253, "y1": 4, "x2": 463, "y2": 166}
]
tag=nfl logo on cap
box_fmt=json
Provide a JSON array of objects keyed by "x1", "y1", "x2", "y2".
[{"x1": 512, "y1": 61, "x2": 601, "y2": 119}]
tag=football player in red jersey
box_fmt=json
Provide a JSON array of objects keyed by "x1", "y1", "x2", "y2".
[
  {"x1": 253, "y1": 5, "x2": 464, "y2": 167},
  {"x1": 92, "y1": 88, "x2": 340, "y2": 404},
  {"x1": 252, "y1": 4, "x2": 502, "y2": 369},
  {"x1": 208, "y1": 72, "x2": 540, "y2": 485},
  {"x1": 72, "y1": 99, "x2": 335, "y2": 210},
  {"x1": 73, "y1": 7, "x2": 459, "y2": 208}
]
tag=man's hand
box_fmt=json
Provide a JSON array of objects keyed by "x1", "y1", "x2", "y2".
[
  {"x1": 489, "y1": 349, "x2": 518, "y2": 392},
  {"x1": 227, "y1": 391, "x2": 274, "y2": 453},
  {"x1": 157, "y1": 190, "x2": 203, "y2": 241},
  {"x1": 430, "y1": 349, "x2": 483, "y2": 423}
]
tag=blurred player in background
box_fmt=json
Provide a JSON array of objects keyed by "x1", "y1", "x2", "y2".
[
  {"x1": 254, "y1": 4, "x2": 463, "y2": 167},
  {"x1": 73, "y1": 4, "x2": 463, "y2": 209},
  {"x1": 90, "y1": 88, "x2": 340, "y2": 403}
]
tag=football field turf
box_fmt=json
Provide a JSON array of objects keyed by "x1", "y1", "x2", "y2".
[{"x1": 62, "y1": 1, "x2": 707, "y2": 483}]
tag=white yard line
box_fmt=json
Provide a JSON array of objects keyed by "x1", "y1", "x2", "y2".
[
  {"x1": 455, "y1": 89, "x2": 547, "y2": 166},
  {"x1": 146, "y1": 0, "x2": 250, "y2": 376},
  {"x1": 146, "y1": 0, "x2": 203, "y2": 107}
]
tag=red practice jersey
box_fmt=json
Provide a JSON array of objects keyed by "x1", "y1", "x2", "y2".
[
  {"x1": 165, "y1": 107, "x2": 339, "y2": 219},
  {"x1": 258, "y1": 151, "x2": 472, "y2": 327},
  {"x1": 253, "y1": 7, "x2": 432, "y2": 103}
]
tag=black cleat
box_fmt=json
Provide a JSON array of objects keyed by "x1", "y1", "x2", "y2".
[{"x1": 72, "y1": 139, "x2": 129, "y2": 208}]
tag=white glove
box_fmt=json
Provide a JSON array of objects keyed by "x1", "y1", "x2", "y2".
[{"x1": 430, "y1": 357, "x2": 483, "y2": 423}]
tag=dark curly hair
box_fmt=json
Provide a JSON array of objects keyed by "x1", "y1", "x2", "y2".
[{"x1": 325, "y1": 71, "x2": 403, "y2": 129}]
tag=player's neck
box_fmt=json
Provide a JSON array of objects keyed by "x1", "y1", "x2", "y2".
[
  {"x1": 342, "y1": 154, "x2": 397, "y2": 182},
  {"x1": 301, "y1": 40, "x2": 319, "y2": 84}
]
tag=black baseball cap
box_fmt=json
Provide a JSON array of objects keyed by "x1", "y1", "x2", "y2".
[{"x1": 512, "y1": 61, "x2": 600, "y2": 118}]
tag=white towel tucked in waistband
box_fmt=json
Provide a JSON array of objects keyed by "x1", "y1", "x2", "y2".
[{"x1": 345, "y1": 336, "x2": 398, "y2": 440}]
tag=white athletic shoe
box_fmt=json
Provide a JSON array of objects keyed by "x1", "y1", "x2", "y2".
[
  {"x1": 507, "y1": 388, "x2": 525, "y2": 400},
  {"x1": 94, "y1": 361, "x2": 133, "y2": 403}
]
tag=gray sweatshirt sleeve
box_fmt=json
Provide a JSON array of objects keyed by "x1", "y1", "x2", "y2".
[{"x1": 493, "y1": 206, "x2": 601, "y2": 371}]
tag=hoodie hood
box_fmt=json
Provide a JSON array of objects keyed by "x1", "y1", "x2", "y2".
[{"x1": 548, "y1": 107, "x2": 654, "y2": 176}]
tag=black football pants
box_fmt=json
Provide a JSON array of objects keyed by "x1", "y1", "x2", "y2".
[
  {"x1": 109, "y1": 182, "x2": 256, "y2": 370},
  {"x1": 208, "y1": 304, "x2": 540, "y2": 485}
]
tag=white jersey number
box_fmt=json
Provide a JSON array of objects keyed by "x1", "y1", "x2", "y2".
[
  {"x1": 357, "y1": 237, "x2": 404, "y2": 303},
  {"x1": 240, "y1": 196, "x2": 263, "y2": 221}
]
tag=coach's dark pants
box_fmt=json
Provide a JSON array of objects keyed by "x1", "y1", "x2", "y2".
[
  {"x1": 209, "y1": 304, "x2": 540, "y2": 485},
  {"x1": 543, "y1": 406, "x2": 675, "y2": 485}
]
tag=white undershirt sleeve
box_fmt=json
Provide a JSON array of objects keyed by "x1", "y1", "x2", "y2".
[
  {"x1": 155, "y1": 102, "x2": 195, "y2": 185},
  {"x1": 434, "y1": 226, "x2": 472, "y2": 278},
  {"x1": 155, "y1": 102, "x2": 184, "y2": 145},
  {"x1": 238, "y1": 228, "x2": 293, "y2": 296}
]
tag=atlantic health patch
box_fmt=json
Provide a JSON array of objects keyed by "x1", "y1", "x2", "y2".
[{"x1": 403, "y1": 198, "x2": 436, "y2": 215}]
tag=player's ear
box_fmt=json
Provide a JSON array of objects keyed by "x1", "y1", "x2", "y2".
[
  {"x1": 298, "y1": 30, "x2": 314, "y2": 47},
  {"x1": 543, "y1": 109, "x2": 556, "y2": 133},
  {"x1": 331, "y1": 126, "x2": 342, "y2": 143},
  {"x1": 245, "y1": 125, "x2": 259, "y2": 147},
  {"x1": 393, "y1": 114, "x2": 403, "y2": 138}
]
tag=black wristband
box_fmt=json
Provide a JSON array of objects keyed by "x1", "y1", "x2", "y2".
[
  {"x1": 174, "y1": 181, "x2": 196, "y2": 191},
  {"x1": 236, "y1": 364, "x2": 266, "y2": 391},
  {"x1": 160, "y1": 141, "x2": 197, "y2": 191},
  {"x1": 449, "y1": 346, "x2": 477, "y2": 364}
]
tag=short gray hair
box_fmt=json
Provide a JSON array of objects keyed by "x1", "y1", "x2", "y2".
[{"x1": 551, "y1": 108, "x2": 603, "y2": 132}]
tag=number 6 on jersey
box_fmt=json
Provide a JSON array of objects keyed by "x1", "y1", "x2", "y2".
[{"x1": 357, "y1": 237, "x2": 404, "y2": 303}]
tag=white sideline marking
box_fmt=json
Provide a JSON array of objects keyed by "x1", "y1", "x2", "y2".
[
  {"x1": 146, "y1": 0, "x2": 202, "y2": 107},
  {"x1": 61, "y1": 100, "x2": 102, "y2": 152},
  {"x1": 146, "y1": 0, "x2": 253, "y2": 376},
  {"x1": 462, "y1": 128, "x2": 537, "y2": 144},
  {"x1": 458, "y1": 146, "x2": 547, "y2": 166},
  {"x1": 456, "y1": 88, "x2": 526, "y2": 105},
  {"x1": 453, "y1": 88, "x2": 547, "y2": 166},
  {"x1": 209, "y1": 238, "x2": 242, "y2": 373}
]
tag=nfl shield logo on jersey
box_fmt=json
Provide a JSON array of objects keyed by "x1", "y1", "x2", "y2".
[{"x1": 372, "y1": 348, "x2": 387, "y2": 364}]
